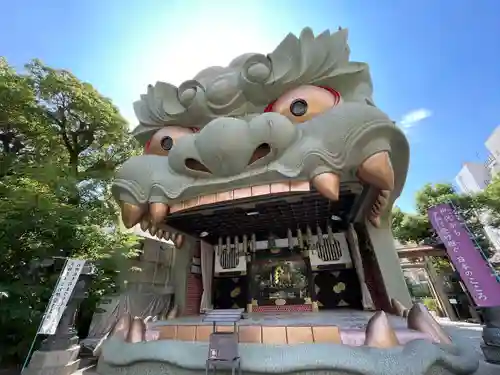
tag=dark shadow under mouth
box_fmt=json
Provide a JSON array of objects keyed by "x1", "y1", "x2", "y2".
[
  {"x1": 248, "y1": 143, "x2": 271, "y2": 165},
  {"x1": 165, "y1": 190, "x2": 357, "y2": 245},
  {"x1": 185, "y1": 158, "x2": 212, "y2": 173}
]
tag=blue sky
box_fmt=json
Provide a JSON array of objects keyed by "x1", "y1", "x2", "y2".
[{"x1": 2, "y1": 0, "x2": 500, "y2": 212}]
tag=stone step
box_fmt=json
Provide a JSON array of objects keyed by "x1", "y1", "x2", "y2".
[
  {"x1": 71, "y1": 364, "x2": 97, "y2": 375},
  {"x1": 22, "y1": 360, "x2": 80, "y2": 375},
  {"x1": 27, "y1": 346, "x2": 80, "y2": 369}
]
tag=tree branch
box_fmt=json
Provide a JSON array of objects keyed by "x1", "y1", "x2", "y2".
[{"x1": 47, "y1": 110, "x2": 75, "y2": 156}]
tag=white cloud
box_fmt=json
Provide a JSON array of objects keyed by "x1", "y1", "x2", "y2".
[{"x1": 399, "y1": 108, "x2": 432, "y2": 129}]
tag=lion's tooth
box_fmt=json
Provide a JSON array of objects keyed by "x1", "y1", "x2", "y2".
[
  {"x1": 121, "y1": 203, "x2": 145, "y2": 229},
  {"x1": 311, "y1": 172, "x2": 340, "y2": 201},
  {"x1": 140, "y1": 218, "x2": 149, "y2": 232},
  {"x1": 357, "y1": 152, "x2": 394, "y2": 190},
  {"x1": 377, "y1": 191, "x2": 390, "y2": 207},
  {"x1": 149, "y1": 203, "x2": 169, "y2": 224},
  {"x1": 380, "y1": 190, "x2": 391, "y2": 198},
  {"x1": 391, "y1": 298, "x2": 408, "y2": 317},
  {"x1": 369, "y1": 215, "x2": 381, "y2": 228},
  {"x1": 175, "y1": 234, "x2": 184, "y2": 249},
  {"x1": 125, "y1": 317, "x2": 146, "y2": 343},
  {"x1": 364, "y1": 311, "x2": 400, "y2": 348},
  {"x1": 407, "y1": 303, "x2": 452, "y2": 344}
]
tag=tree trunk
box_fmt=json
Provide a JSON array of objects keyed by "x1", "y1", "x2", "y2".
[{"x1": 68, "y1": 153, "x2": 80, "y2": 205}]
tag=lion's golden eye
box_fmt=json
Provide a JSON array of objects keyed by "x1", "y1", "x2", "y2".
[
  {"x1": 270, "y1": 85, "x2": 341, "y2": 123},
  {"x1": 144, "y1": 126, "x2": 193, "y2": 156}
]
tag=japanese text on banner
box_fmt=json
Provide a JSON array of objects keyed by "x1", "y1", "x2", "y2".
[
  {"x1": 428, "y1": 203, "x2": 500, "y2": 307},
  {"x1": 38, "y1": 259, "x2": 86, "y2": 335},
  {"x1": 433, "y1": 210, "x2": 488, "y2": 300}
]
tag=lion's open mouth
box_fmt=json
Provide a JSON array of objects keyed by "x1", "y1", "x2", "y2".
[
  {"x1": 137, "y1": 180, "x2": 361, "y2": 247},
  {"x1": 118, "y1": 152, "x2": 394, "y2": 247}
]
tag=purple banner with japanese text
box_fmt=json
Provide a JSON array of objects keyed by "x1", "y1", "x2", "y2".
[{"x1": 428, "y1": 203, "x2": 500, "y2": 307}]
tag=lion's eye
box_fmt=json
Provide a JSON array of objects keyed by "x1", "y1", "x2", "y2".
[
  {"x1": 290, "y1": 99, "x2": 308, "y2": 117},
  {"x1": 160, "y1": 136, "x2": 173, "y2": 151},
  {"x1": 269, "y1": 85, "x2": 341, "y2": 123},
  {"x1": 145, "y1": 126, "x2": 193, "y2": 156}
]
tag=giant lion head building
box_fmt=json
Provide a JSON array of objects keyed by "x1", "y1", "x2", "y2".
[{"x1": 97, "y1": 28, "x2": 482, "y2": 375}]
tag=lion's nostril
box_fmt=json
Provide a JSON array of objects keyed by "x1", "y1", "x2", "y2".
[
  {"x1": 185, "y1": 158, "x2": 212, "y2": 173},
  {"x1": 248, "y1": 143, "x2": 271, "y2": 165}
]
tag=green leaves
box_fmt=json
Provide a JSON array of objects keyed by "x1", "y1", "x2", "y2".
[
  {"x1": 475, "y1": 176, "x2": 500, "y2": 228},
  {"x1": 392, "y1": 182, "x2": 496, "y2": 263},
  {"x1": 0, "y1": 58, "x2": 141, "y2": 365},
  {"x1": 391, "y1": 207, "x2": 431, "y2": 244}
]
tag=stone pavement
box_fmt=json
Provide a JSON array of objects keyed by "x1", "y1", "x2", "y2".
[
  {"x1": 437, "y1": 317, "x2": 485, "y2": 356},
  {"x1": 437, "y1": 317, "x2": 500, "y2": 374}
]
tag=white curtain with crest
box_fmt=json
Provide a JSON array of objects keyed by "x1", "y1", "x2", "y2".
[{"x1": 200, "y1": 240, "x2": 214, "y2": 312}]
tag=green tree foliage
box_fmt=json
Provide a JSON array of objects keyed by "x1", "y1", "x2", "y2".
[
  {"x1": 391, "y1": 206, "x2": 431, "y2": 244},
  {"x1": 476, "y1": 176, "x2": 500, "y2": 228},
  {"x1": 0, "y1": 58, "x2": 47, "y2": 176},
  {"x1": 392, "y1": 183, "x2": 495, "y2": 260},
  {"x1": 0, "y1": 58, "x2": 140, "y2": 366},
  {"x1": 422, "y1": 297, "x2": 440, "y2": 314}
]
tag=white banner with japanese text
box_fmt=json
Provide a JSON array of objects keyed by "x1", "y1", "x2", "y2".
[{"x1": 38, "y1": 259, "x2": 86, "y2": 335}]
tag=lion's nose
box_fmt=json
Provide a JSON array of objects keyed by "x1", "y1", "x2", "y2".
[
  {"x1": 184, "y1": 142, "x2": 272, "y2": 176},
  {"x1": 194, "y1": 118, "x2": 255, "y2": 177},
  {"x1": 247, "y1": 143, "x2": 271, "y2": 165},
  {"x1": 187, "y1": 113, "x2": 297, "y2": 177}
]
